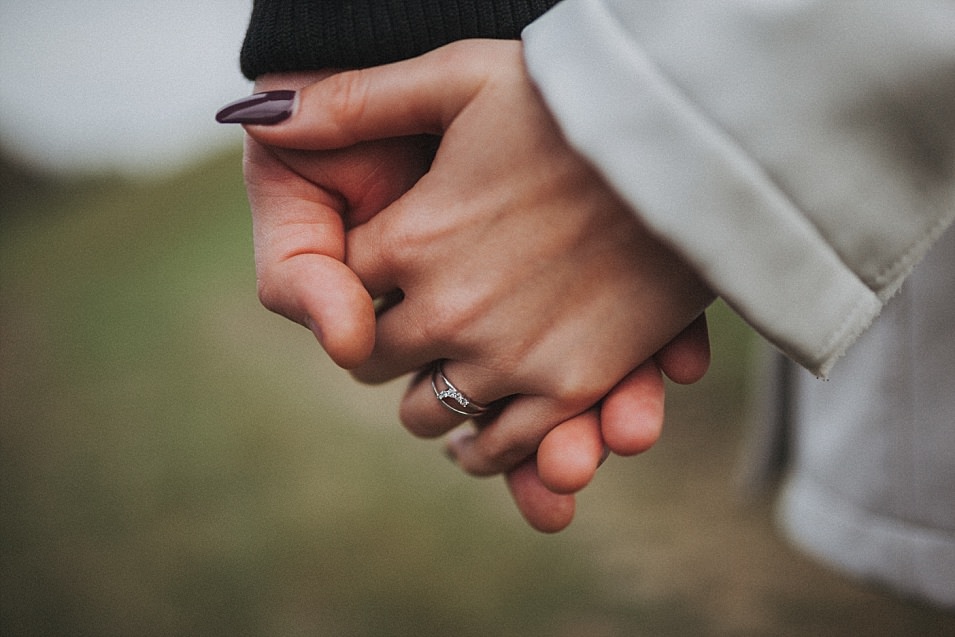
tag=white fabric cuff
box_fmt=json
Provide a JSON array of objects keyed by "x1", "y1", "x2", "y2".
[{"x1": 522, "y1": 0, "x2": 882, "y2": 376}]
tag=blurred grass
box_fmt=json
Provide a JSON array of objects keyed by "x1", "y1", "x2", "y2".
[{"x1": 2, "y1": 151, "x2": 952, "y2": 636}]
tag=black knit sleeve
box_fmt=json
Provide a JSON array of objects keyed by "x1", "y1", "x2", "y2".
[{"x1": 239, "y1": 0, "x2": 560, "y2": 80}]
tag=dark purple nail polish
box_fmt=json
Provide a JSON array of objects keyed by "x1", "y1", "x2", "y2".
[{"x1": 215, "y1": 90, "x2": 295, "y2": 125}]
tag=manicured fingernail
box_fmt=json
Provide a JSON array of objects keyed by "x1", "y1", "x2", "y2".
[{"x1": 215, "y1": 90, "x2": 296, "y2": 125}]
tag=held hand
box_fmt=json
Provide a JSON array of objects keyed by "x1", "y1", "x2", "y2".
[
  {"x1": 503, "y1": 314, "x2": 708, "y2": 532},
  {"x1": 241, "y1": 39, "x2": 714, "y2": 480},
  {"x1": 227, "y1": 72, "x2": 436, "y2": 368},
  {"x1": 226, "y1": 44, "x2": 712, "y2": 532},
  {"x1": 223, "y1": 71, "x2": 602, "y2": 532},
  {"x1": 243, "y1": 125, "x2": 708, "y2": 535},
  {"x1": 492, "y1": 318, "x2": 709, "y2": 533}
]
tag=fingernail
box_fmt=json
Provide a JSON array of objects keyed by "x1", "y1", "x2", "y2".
[
  {"x1": 445, "y1": 429, "x2": 475, "y2": 463},
  {"x1": 215, "y1": 90, "x2": 296, "y2": 125}
]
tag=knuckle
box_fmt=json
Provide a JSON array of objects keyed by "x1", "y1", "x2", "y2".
[
  {"x1": 322, "y1": 70, "x2": 372, "y2": 143},
  {"x1": 546, "y1": 364, "x2": 608, "y2": 412},
  {"x1": 362, "y1": 203, "x2": 432, "y2": 268},
  {"x1": 376, "y1": 216, "x2": 420, "y2": 271},
  {"x1": 419, "y1": 295, "x2": 484, "y2": 348}
]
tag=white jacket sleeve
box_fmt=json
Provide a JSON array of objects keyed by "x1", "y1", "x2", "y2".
[{"x1": 522, "y1": 0, "x2": 955, "y2": 376}]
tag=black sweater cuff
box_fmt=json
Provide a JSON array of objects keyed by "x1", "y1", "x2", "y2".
[{"x1": 240, "y1": 0, "x2": 559, "y2": 80}]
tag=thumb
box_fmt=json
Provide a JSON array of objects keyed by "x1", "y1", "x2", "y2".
[{"x1": 226, "y1": 40, "x2": 522, "y2": 149}]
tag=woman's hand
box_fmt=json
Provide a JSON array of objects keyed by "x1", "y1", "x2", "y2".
[
  {"x1": 241, "y1": 40, "x2": 714, "y2": 479},
  {"x1": 236, "y1": 72, "x2": 436, "y2": 369},
  {"x1": 238, "y1": 73, "x2": 613, "y2": 533},
  {"x1": 226, "y1": 43, "x2": 712, "y2": 531},
  {"x1": 242, "y1": 40, "x2": 714, "y2": 478}
]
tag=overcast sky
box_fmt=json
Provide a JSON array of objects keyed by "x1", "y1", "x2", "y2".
[{"x1": 0, "y1": 1, "x2": 253, "y2": 176}]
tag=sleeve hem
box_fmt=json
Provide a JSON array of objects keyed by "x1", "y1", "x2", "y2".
[{"x1": 523, "y1": 0, "x2": 882, "y2": 375}]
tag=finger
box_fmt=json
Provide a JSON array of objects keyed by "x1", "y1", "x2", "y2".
[
  {"x1": 350, "y1": 301, "x2": 436, "y2": 385},
  {"x1": 245, "y1": 139, "x2": 376, "y2": 368},
  {"x1": 398, "y1": 368, "x2": 466, "y2": 437},
  {"x1": 269, "y1": 137, "x2": 438, "y2": 231},
  {"x1": 343, "y1": 183, "x2": 444, "y2": 302},
  {"x1": 269, "y1": 256, "x2": 376, "y2": 369},
  {"x1": 504, "y1": 457, "x2": 576, "y2": 534},
  {"x1": 351, "y1": 276, "x2": 495, "y2": 386},
  {"x1": 536, "y1": 409, "x2": 605, "y2": 495},
  {"x1": 447, "y1": 394, "x2": 591, "y2": 477},
  {"x1": 399, "y1": 361, "x2": 512, "y2": 438},
  {"x1": 344, "y1": 196, "x2": 448, "y2": 385},
  {"x1": 599, "y1": 361, "x2": 666, "y2": 457},
  {"x1": 655, "y1": 312, "x2": 710, "y2": 385},
  {"x1": 241, "y1": 41, "x2": 522, "y2": 149},
  {"x1": 231, "y1": 71, "x2": 439, "y2": 230}
]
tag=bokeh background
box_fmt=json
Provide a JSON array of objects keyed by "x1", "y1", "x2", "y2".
[{"x1": 2, "y1": 2, "x2": 953, "y2": 635}]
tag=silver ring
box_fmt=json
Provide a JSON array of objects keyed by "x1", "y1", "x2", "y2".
[{"x1": 431, "y1": 361, "x2": 490, "y2": 416}]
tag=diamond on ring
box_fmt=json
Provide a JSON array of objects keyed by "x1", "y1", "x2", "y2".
[{"x1": 431, "y1": 361, "x2": 490, "y2": 417}]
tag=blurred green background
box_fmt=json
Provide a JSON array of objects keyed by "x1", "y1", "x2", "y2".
[{"x1": 2, "y1": 149, "x2": 952, "y2": 636}]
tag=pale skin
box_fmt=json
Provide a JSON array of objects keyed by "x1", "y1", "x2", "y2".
[{"x1": 237, "y1": 40, "x2": 714, "y2": 531}]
